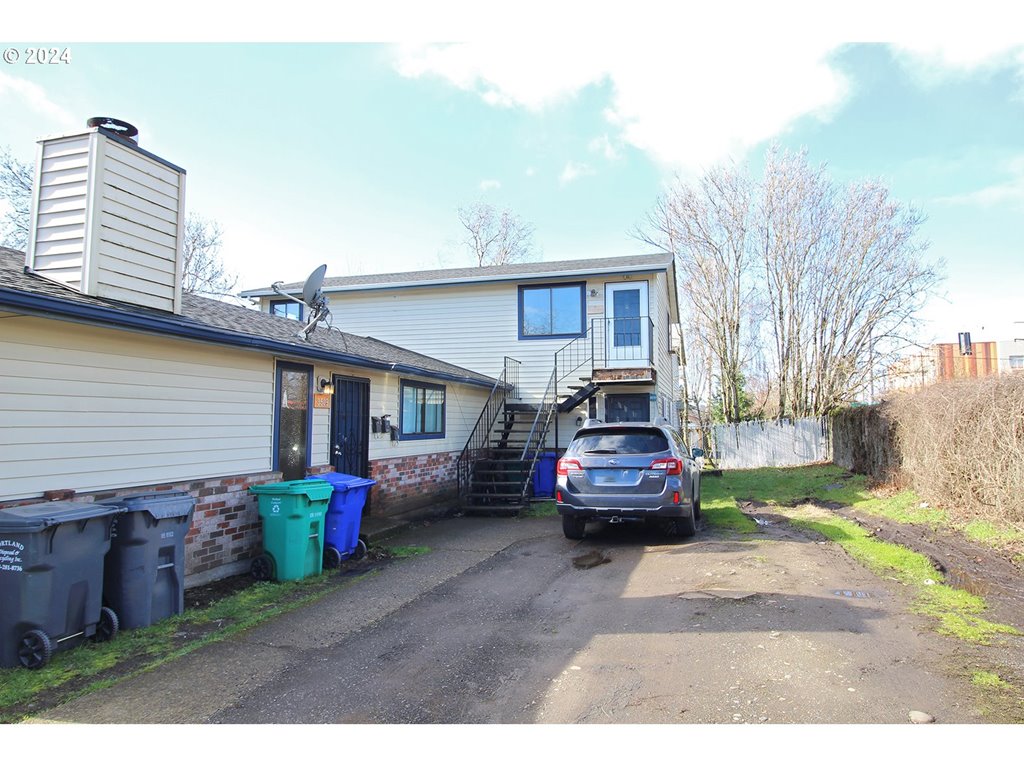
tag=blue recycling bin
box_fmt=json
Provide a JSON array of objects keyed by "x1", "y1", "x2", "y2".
[
  {"x1": 532, "y1": 451, "x2": 557, "y2": 498},
  {"x1": 310, "y1": 472, "x2": 376, "y2": 568}
]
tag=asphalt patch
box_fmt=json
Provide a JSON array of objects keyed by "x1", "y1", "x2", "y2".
[{"x1": 572, "y1": 550, "x2": 611, "y2": 569}]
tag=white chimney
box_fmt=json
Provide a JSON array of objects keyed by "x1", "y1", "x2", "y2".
[{"x1": 25, "y1": 117, "x2": 187, "y2": 314}]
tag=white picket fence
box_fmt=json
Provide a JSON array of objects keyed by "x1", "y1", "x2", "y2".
[{"x1": 708, "y1": 417, "x2": 831, "y2": 469}]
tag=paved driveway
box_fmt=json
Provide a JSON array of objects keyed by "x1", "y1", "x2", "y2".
[{"x1": 29, "y1": 514, "x2": 984, "y2": 724}]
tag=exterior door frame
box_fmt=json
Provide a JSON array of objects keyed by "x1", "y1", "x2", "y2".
[
  {"x1": 273, "y1": 360, "x2": 313, "y2": 481},
  {"x1": 604, "y1": 280, "x2": 650, "y2": 368},
  {"x1": 331, "y1": 373, "x2": 371, "y2": 478}
]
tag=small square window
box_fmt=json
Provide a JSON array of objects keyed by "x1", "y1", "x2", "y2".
[
  {"x1": 1010, "y1": 356, "x2": 1024, "y2": 370},
  {"x1": 270, "y1": 300, "x2": 303, "y2": 321},
  {"x1": 400, "y1": 380, "x2": 446, "y2": 439}
]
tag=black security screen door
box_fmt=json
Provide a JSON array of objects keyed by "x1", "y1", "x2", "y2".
[{"x1": 332, "y1": 375, "x2": 370, "y2": 477}]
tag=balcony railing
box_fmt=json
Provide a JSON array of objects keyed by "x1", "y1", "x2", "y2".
[{"x1": 555, "y1": 314, "x2": 655, "y2": 384}]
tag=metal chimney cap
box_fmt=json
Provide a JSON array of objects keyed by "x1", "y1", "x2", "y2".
[{"x1": 87, "y1": 116, "x2": 139, "y2": 143}]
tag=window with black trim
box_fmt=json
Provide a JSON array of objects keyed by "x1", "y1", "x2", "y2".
[
  {"x1": 270, "y1": 299, "x2": 304, "y2": 321},
  {"x1": 518, "y1": 282, "x2": 585, "y2": 338},
  {"x1": 400, "y1": 379, "x2": 446, "y2": 439}
]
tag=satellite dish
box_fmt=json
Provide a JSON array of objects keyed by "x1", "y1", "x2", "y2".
[
  {"x1": 270, "y1": 263, "x2": 331, "y2": 341},
  {"x1": 302, "y1": 264, "x2": 327, "y2": 306}
]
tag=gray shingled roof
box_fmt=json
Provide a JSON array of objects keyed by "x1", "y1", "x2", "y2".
[
  {"x1": 240, "y1": 252, "x2": 674, "y2": 296},
  {"x1": 0, "y1": 248, "x2": 497, "y2": 388}
]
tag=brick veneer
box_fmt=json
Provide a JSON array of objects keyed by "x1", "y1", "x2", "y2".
[
  {"x1": 0, "y1": 456, "x2": 457, "y2": 588},
  {"x1": 368, "y1": 450, "x2": 460, "y2": 515},
  {"x1": 0, "y1": 470, "x2": 281, "y2": 586}
]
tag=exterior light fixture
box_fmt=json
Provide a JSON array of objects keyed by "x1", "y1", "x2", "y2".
[{"x1": 317, "y1": 377, "x2": 335, "y2": 395}]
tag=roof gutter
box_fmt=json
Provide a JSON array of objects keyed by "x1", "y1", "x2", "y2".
[
  {"x1": 0, "y1": 287, "x2": 497, "y2": 389},
  {"x1": 239, "y1": 260, "x2": 673, "y2": 298}
]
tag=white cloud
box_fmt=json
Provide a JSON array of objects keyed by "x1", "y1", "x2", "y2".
[
  {"x1": 394, "y1": 40, "x2": 1024, "y2": 176},
  {"x1": 935, "y1": 156, "x2": 1024, "y2": 210},
  {"x1": 588, "y1": 134, "x2": 620, "y2": 161},
  {"x1": 559, "y1": 161, "x2": 595, "y2": 186},
  {"x1": 478, "y1": 178, "x2": 501, "y2": 191},
  {"x1": 889, "y1": 42, "x2": 1024, "y2": 85},
  {"x1": 0, "y1": 71, "x2": 75, "y2": 126},
  {"x1": 393, "y1": 41, "x2": 849, "y2": 175}
]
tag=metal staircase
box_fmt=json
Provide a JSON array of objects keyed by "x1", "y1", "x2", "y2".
[{"x1": 458, "y1": 368, "x2": 557, "y2": 516}]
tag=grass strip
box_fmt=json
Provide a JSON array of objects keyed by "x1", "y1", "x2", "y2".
[
  {"x1": 0, "y1": 568, "x2": 371, "y2": 721},
  {"x1": 788, "y1": 509, "x2": 1019, "y2": 645}
]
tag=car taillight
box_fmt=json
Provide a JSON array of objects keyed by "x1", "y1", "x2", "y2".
[
  {"x1": 556, "y1": 458, "x2": 583, "y2": 475},
  {"x1": 556, "y1": 490, "x2": 563, "y2": 503},
  {"x1": 649, "y1": 458, "x2": 682, "y2": 475}
]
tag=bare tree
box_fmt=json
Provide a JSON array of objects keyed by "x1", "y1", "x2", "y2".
[
  {"x1": 756, "y1": 147, "x2": 939, "y2": 416},
  {"x1": 180, "y1": 215, "x2": 237, "y2": 297},
  {"x1": 458, "y1": 201, "x2": 537, "y2": 267},
  {"x1": 0, "y1": 146, "x2": 236, "y2": 297},
  {"x1": 0, "y1": 146, "x2": 33, "y2": 250},
  {"x1": 638, "y1": 147, "x2": 939, "y2": 422},
  {"x1": 637, "y1": 162, "x2": 760, "y2": 423}
]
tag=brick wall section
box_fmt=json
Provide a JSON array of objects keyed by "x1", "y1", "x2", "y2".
[
  {"x1": 368, "y1": 450, "x2": 460, "y2": 516},
  {"x1": 0, "y1": 470, "x2": 281, "y2": 582},
  {"x1": 0, "y1": 455, "x2": 458, "y2": 585}
]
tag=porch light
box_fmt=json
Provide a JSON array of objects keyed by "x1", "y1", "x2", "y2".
[{"x1": 317, "y1": 377, "x2": 335, "y2": 395}]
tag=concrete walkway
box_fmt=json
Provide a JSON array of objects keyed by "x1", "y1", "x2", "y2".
[{"x1": 28, "y1": 514, "x2": 553, "y2": 723}]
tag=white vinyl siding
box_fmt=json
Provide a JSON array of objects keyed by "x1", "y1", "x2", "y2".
[
  {"x1": 28, "y1": 135, "x2": 91, "y2": 288},
  {"x1": 0, "y1": 316, "x2": 273, "y2": 502},
  {"x1": 306, "y1": 364, "x2": 489, "y2": 465},
  {"x1": 26, "y1": 130, "x2": 185, "y2": 314},
  {"x1": 289, "y1": 271, "x2": 664, "y2": 400},
  {"x1": 94, "y1": 141, "x2": 184, "y2": 312}
]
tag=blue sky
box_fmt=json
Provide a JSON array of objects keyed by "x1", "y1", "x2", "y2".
[{"x1": 2, "y1": 5, "x2": 1023, "y2": 348}]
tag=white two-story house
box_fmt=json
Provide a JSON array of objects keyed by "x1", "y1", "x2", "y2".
[{"x1": 241, "y1": 255, "x2": 683, "y2": 513}]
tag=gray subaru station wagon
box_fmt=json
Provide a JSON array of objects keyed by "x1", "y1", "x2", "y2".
[{"x1": 555, "y1": 419, "x2": 703, "y2": 540}]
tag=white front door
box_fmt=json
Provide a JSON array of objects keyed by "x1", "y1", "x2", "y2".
[{"x1": 604, "y1": 281, "x2": 649, "y2": 367}]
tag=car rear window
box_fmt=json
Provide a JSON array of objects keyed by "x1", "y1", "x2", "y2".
[{"x1": 571, "y1": 428, "x2": 670, "y2": 455}]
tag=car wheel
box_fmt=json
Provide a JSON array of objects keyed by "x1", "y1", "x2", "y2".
[
  {"x1": 675, "y1": 514, "x2": 697, "y2": 538},
  {"x1": 562, "y1": 515, "x2": 586, "y2": 540},
  {"x1": 692, "y1": 484, "x2": 702, "y2": 522}
]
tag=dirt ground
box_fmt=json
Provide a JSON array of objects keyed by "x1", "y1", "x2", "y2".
[{"x1": 739, "y1": 495, "x2": 1024, "y2": 719}]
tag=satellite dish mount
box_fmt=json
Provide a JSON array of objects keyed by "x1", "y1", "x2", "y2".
[{"x1": 271, "y1": 264, "x2": 331, "y2": 341}]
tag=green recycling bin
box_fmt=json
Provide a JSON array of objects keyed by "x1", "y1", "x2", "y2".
[{"x1": 249, "y1": 479, "x2": 332, "y2": 582}]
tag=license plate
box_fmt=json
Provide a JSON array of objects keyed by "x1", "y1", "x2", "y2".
[{"x1": 591, "y1": 469, "x2": 639, "y2": 484}]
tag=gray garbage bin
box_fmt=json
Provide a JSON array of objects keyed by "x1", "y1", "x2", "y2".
[
  {"x1": 0, "y1": 500, "x2": 123, "y2": 669},
  {"x1": 100, "y1": 490, "x2": 195, "y2": 630}
]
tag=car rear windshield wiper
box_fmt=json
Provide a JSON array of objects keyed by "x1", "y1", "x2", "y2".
[{"x1": 584, "y1": 449, "x2": 619, "y2": 454}]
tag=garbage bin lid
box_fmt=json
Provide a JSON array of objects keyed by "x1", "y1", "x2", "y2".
[
  {"x1": 99, "y1": 490, "x2": 195, "y2": 520},
  {"x1": 310, "y1": 472, "x2": 377, "y2": 490},
  {"x1": 0, "y1": 500, "x2": 124, "y2": 534},
  {"x1": 249, "y1": 479, "x2": 333, "y2": 501}
]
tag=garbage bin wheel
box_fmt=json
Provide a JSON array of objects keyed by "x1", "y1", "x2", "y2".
[
  {"x1": 18, "y1": 629, "x2": 53, "y2": 670},
  {"x1": 95, "y1": 606, "x2": 119, "y2": 643},
  {"x1": 323, "y1": 545, "x2": 342, "y2": 570},
  {"x1": 352, "y1": 537, "x2": 368, "y2": 561},
  {"x1": 251, "y1": 554, "x2": 274, "y2": 581}
]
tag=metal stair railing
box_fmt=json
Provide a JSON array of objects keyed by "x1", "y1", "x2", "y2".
[
  {"x1": 456, "y1": 357, "x2": 520, "y2": 499},
  {"x1": 517, "y1": 368, "x2": 558, "y2": 505}
]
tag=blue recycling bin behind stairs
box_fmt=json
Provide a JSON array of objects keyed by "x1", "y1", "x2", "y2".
[
  {"x1": 311, "y1": 472, "x2": 376, "y2": 568},
  {"x1": 532, "y1": 451, "x2": 557, "y2": 498}
]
